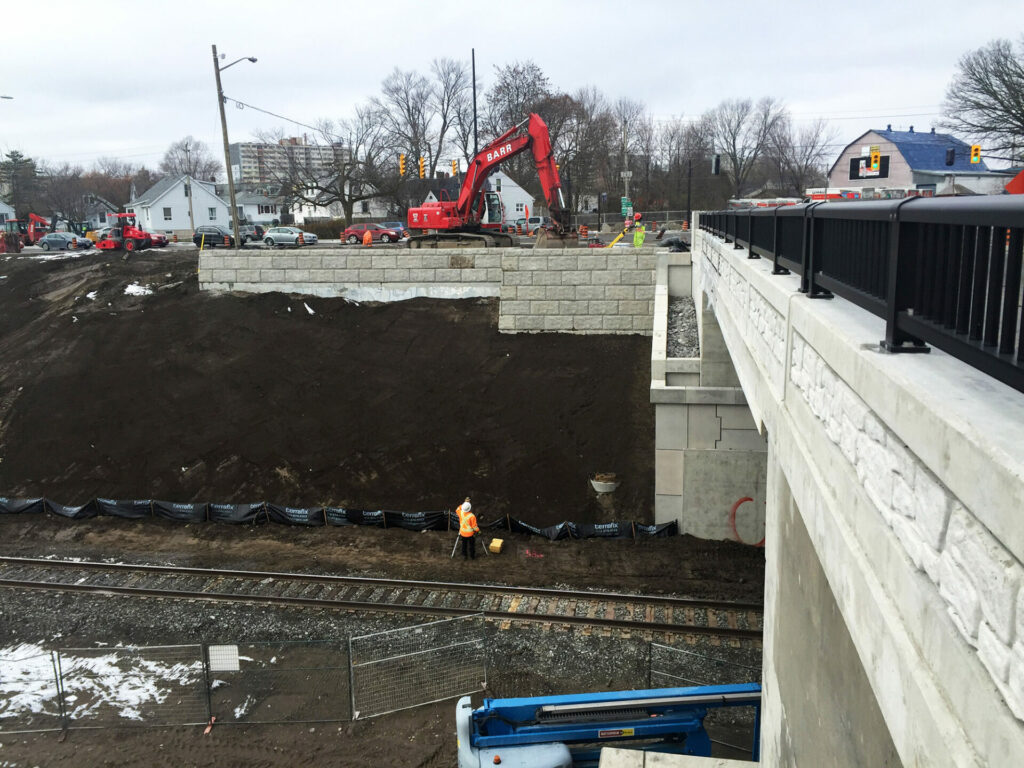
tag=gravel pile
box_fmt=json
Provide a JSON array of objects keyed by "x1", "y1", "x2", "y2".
[{"x1": 667, "y1": 295, "x2": 699, "y2": 359}]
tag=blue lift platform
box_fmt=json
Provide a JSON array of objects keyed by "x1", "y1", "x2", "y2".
[{"x1": 456, "y1": 682, "x2": 761, "y2": 767}]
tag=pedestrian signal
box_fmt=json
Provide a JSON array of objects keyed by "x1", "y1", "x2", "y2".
[
  {"x1": 399, "y1": 153, "x2": 406, "y2": 176},
  {"x1": 970, "y1": 145, "x2": 981, "y2": 164},
  {"x1": 418, "y1": 156, "x2": 425, "y2": 179}
]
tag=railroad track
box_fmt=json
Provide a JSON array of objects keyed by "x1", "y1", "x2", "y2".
[{"x1": 0, "y1": 556, "x2": 763, "y2": 642}]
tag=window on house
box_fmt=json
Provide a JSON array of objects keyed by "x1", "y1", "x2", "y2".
[
  {"x1": 208, "y1": 207, "x2": 217, "y2": 221},
  {"x1": 163, "y1": 207, "x2": 172, "y2": 221},
  {"x1": 184, "y1": 184, "x2": 190, "y2": 197},
  {"x1": 360, "y1": 201, "x2": 370, "y2": 214},
  {"x1": 257, "y1": 204, "x2": 277, "y2": 214},
  {"x1": 515, "y1": 202, "x2": 525, "y2": 213},
  {"x1": 237, "y1": 206, "x2": 244, "y2": 220}
]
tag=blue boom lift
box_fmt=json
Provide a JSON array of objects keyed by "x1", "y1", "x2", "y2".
[{"x1": 456, "y1": 682, "x2": 761, "y2": 767}]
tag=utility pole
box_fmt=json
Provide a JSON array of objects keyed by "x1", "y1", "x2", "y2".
[
  {"x1": 686, "y1": 157, "x2": 692, "y2": 227},
  {"x1": 184, "y1": 142, "x2": 196, "y2": 234},
  {"x1": 212, "y1": 44, "x2": 243, "y2": 248},
  {"x1": 471, "y1": 48, "x2": 478, "y2": 158}
]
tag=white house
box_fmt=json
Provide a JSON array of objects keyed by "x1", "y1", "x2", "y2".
[
  {"x1": 126, "y1": 175, "x2": 230, "y2": 237},
  {"x1": 0, "y1": 199, "x2": 13, "y2": 223},
  {"x1": 490, "y1": 171, "x2": 534, "y2": 223}
]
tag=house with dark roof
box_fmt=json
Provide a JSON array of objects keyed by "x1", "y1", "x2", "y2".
[
  {"x1": 827, "y1": 126, "x2": 1011, "y2": 195},
  {"x1": 126, "y1": 175, "x2": 229, "y2": 237}
]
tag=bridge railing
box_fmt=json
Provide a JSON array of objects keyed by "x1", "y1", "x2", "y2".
[{"x1": 700, "y1": 197, "x2": 1024, "y2": 394}]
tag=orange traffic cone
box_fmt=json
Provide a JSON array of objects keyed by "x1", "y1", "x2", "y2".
[{"x1": 362, "y1": 229, "x2": 373, "y2": 247}]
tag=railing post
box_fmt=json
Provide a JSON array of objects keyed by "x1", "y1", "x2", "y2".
[
  {"x1": 881, "y1": 197, "x2": 929, "y2": 353},
  {"x1": 798, "y1": 202, "x2": 826, "y2": 295},
  {"x1": 771, "y1": 207, "x2": 789, "y2": 275},
  {"x1": 746, "y1": 212, "x2": 759, "y2": 258},
  {"x1": 806, "y1": 203, "x2": 833, "y2": 298}
]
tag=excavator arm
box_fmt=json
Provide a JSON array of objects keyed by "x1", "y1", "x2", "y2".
[{"x1": 456, "y1": 113, "x2": 568, "y2": 231}]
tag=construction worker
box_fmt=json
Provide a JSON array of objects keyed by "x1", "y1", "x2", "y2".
[
  {"x1": 458, "y1": 499, "x2": 480, "y2": 560},
  {"x1": 632, "y1": 213, "x2": 646, "y2": 248}
]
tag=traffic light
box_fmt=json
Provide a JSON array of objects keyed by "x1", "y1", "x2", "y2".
[
  {"x1": 711, "y1": 154, "x2": 721, "y2": 175},
  {"x1": 418, "y1": 156, "x2": 425, "y2": 179},
  {"x1": 451, "y1": 159, "x2": 458, "y2": 176},
  {"x1": 970, "y1": 145, "x2": 981, "y2": 164},
  {"x1": 399, "y1": 153, "x2": 406, "y2": 176},
  {"x1": 945, "y1": 148, "x2": 955, "y2": 166},
  {"x1": 870, "y1": 151, "x2": 880, "y2": 171}
]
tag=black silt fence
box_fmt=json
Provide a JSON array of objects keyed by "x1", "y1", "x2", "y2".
[{"x1": 0, "y1": 497, "x2": 678, "y2": 541}]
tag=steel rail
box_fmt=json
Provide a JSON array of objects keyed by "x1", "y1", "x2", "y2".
[
  {"x1": 0, "y1": 558, "x2": 763, "y2": 640},
  {"x1": 0, "y1": 556, "x2": 763, "y2": 611}
]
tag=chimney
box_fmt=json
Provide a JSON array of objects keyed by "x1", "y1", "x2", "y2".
[
  {"x1": 909, "y1": 125, "x2": 914, "y2": 133},
  {"x1": 931, "y1": 127, "x2": 935, "y2": 134},
  {"x1": 886, "y1": 124, "x2": 891, "y2": 131}
]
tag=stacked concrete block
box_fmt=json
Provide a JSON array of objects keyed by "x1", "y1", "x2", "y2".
[{"x1": 199, "y1": 246, "x2": 660, "y2": 335}]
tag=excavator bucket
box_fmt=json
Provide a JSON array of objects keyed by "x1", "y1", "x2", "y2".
[{"x1": 533, "y1": 229, "x2": 580, "y2": 249}]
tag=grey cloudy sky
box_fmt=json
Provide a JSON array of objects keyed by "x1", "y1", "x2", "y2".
[{"x1": 2, "y1": 0, "x2": 1021, "y2": 170}]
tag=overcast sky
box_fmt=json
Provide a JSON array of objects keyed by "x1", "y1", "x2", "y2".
[{"x1": 2, "y1": 0, "x2": 1021, "y2": 171}]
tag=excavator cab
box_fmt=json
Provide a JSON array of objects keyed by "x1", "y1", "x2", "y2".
[{"x1": 482, "y1": 191, "x2": 502, "y2": 225}]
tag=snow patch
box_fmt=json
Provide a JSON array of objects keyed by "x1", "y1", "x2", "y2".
[
  {"x1": 124, "y1": 282, "x2": 153, "y2": 296},
  {"x1": 86, "y1": 291, "x2": 97, "y2": 300},
  {"x1": 304, "y1": 302, "x2": 315, "y2": 315},
  {"x1": 0, "y1": 642, "x2": 205, "y2": 722}
]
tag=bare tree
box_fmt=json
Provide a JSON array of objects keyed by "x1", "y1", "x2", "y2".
[
  {"x1": 429, "y1": 58, "x2": 471, "y2": 173},
  {"x1": 556, "y1": 87, "x2": 616, "y2": 212},
  {"x1": 258, "y1": 107, "x2": 394, "y2": 224},
  {"x1": 482, "y1": 61, "x2": 550, "y2": 140},
  {"x1": 81, "y1": 158, "x2": 159, "y2": 209},
  {"x1": 705, "y1": 97, "x2": 787, "y2": 198},
  {"x1": 372, "y1": 69, "x2": 435, "y2": 174},
  {"x1": 766, "y1": 117, "x2": 836, "y2": 196},
  {"x1": 38, "y1": 163, "x2": 88, "y2": 222},
  {"x1": 940, "y1": 37, "x2": 1024, "y2": 159},
  {"x1": 159, "y1": 137, "x2": 221, "y2": 181}
]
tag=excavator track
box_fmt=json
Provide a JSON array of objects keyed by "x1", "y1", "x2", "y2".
[{"x1": 407, "y1": 232, "x2": 520, "y2": 249}]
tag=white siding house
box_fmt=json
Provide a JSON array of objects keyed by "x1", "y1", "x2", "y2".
[
  {"x1": 490, "y1": 171, "x2": 534, "y2": 225},
  {"x1": 127, "y1": 176, "x2": 230, "y2": 237},
  {"x1": 0, "y1": 200, "x2": 13, "y2": 223}
]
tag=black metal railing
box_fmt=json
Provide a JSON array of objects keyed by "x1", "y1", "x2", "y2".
[{"x1": 700, "y1": 197, "x2": 1024, "y2": 394}]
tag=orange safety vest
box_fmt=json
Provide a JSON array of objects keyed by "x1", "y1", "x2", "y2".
[{"x1": 459, "y1": 511, "x2": 479, "y2": 537}]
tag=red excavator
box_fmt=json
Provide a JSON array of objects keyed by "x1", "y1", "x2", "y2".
[{"x1": 406, "y1": 113, "x2": 576, "y2": 248}]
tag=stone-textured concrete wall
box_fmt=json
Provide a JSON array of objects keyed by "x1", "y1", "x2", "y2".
[
  {"x1": 695, "y1": 220, "x2": 1024, "y2": 766},
  {"x1": 651, "y1": 252, "x2": 767, "y2": 541},
  {"x1": 199, "y1": 246, "x2": 659, "y2": 335}
]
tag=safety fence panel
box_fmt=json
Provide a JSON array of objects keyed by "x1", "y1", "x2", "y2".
[
  {"x1": 649, "y1": 642, "x2": 762, "y2": 689},
  {"x1": 349, "y1": 614, "x2": 486, "y2": 719},
  {"x1": 206, "y1": 641, "x2": 350, "y2": 724},
  {"x1": 0, "y1": 646, "x2": 64, "y2": 733},
  {"x1": 56, "y1": 645, "x2": 208, "y2": 728}
]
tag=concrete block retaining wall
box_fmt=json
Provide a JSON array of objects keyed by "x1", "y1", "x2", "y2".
[{"x1": 199, "y1": 246, "x2": 660, "y2": 334}]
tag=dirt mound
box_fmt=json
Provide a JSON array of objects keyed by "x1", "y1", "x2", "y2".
[{"x1": 0, "y1": 249, "x2": 654, "y2": 525}]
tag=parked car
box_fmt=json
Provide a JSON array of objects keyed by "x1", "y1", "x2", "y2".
[
  {"x1": 86, "y1": 226, "x2": 112, "y2": 243},
  {"x1": 526, "y1": 216, "x2": 553, "y2": 235},
  {"x1": 378, "y1": 221, "x2": 410, "y2": 238},
  {"x1": 343, "y1": 223, "x2": 402, "y2": 244},
  {"x1": 238, "y1": 223, "x2": 265, "y2": 243},
  {"x1": 193, "y1": 225, "x2": 236, "y2": 247},
  {"x1": 263, "y1": 226, "x2": 318, "y2": 246},
  {"x1": 38, "y1": 232, "x2": 90, "y2": 250},
  {"x1": 502, "y1": 217, "x2": 528, "y2": 234},
  {"x1": 146, "y1": 232, "x2": 169, "y2": 248}
]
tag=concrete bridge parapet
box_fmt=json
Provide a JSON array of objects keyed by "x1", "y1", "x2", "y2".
[{"x1": 694, "y1": 218, "x2": 1024, "y2": 766}]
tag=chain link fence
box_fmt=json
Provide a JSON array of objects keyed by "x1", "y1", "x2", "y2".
[
  {"x1": 207, "y1": 641, "x2": 349, "y2": 724},
  {"x1": 0, "y1": 646, "x2": 65, "y2": 732},
  {"x1": 649, "y1": 642, "x2": 762, "y2": 688},
  {"x1": 349, "y1": 614, "x2": 486, "y2": 720}
]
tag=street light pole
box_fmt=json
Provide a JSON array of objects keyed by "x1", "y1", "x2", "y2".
[{"x1": 211, "y1": 44, "x2": 255, "y2": 249}]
